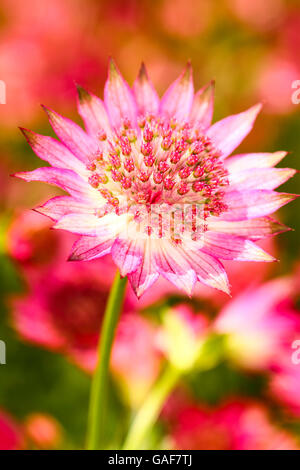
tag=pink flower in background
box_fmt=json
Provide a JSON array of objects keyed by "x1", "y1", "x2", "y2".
[
  {"x1": 10, "y1": 258, "x2": 162, "y2": 389},
  {"x1": 15, "y1": 59, "x2": 296, "y2": 298},
  {"x1": 270, "y1": 353, "x2": 300, "y2": 418},
  {"x1": 214, "y1": 277, "x2": 300, "y2": 370},
  {"x1": 167, "y1": 399, "x2": 298, "y2": 450},
  {"x1": 111, "y1": 313, "x2": 162, "y2": 407},
  {"x1": 0, "y1": 410, "x2": 24, "y2": 450},
  {"x1": 11, "y1": 258, "x2": 132, "y2": 368}
]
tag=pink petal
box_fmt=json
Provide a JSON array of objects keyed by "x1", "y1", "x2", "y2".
[
  {"x1": 42, "y1": 105, "x2": 99, "y2": 163},
  {"x1": 228, "y1": 167, "x2": 296, "y2": 190},
  {"x1": 68, "y1": 235, "x2": 113, "y2": 261},
  {"x1": 160, "y1": 62, "x2": 194, "y2": 121},
  {"x1": 190, "y1": 81, "x2": 214, "y2": 130},
  {"x1": 14, "y1": 167, "x2": 91, "y2": 199},
  {"x1": 182, "y1": 247, "x2": 230, "y2": 294},
  {"x1": 207, "y1": 217, "x2": 290, "y2": 240},
  {"x1": 104, "y1": 58, "x2": 137, "y2": 129},
  {"x1": 154, "y1": 240, "x2": 196, "y2": 296},
  {"x1": 76, "y1": 84, "x2": 112, "y2": 137},
  {"x1": 221, "y1": 190, "x2": 298, "y2": 220},
  {"x1": 54, "y1": 213, "x2": 117, "y2": 236},
  {"x1": 133, "y1": 63, "x2": 160, "y2": 116},
  {"x1": 111, "y1": 237, "x2": 143, "y2": 276},
  {"x1": 19, "y1": 128, "x2": 86, "y2": 174},
  {"x1": 127, "y1": 239, "x2": 159, "y2": 298},
  {"x1": 35, "y1": 196, "x2": 94, "y2": 221},
  {"x1": 207, "y1": 103, "x2": 262, "y2": 158},
  {"x1": 200, "y1": 232, "x2": 276, "y2": 262},
  {"x1": 225, "y1": 151, "x2": 287, "y2": 172}
]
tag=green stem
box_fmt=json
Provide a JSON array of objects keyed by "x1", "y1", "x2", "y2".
[
  {"x1": 86, "y1": 271, "x2": 127, "y2": 450},
  {"x1": 122, "y1": 364, "x2": 180, "y2": 450}
]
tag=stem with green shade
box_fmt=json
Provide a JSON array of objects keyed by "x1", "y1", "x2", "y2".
[
  {"x1": 122, "y1": 364, "x2": 181, "y2": 450},
  {"x1": 86, "y1": 270, "x2": 127, "y2": 450}
]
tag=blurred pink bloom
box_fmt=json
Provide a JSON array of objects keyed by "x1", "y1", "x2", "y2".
[
  {"x1": 258, "y1": 55, "x2": 300, "y2": 115},
  {"x1": 166, "y1": 399, "x2": 298, "y2": 450},
  {"x1": 11, "y1": 258, "x2": 129, "y2": 364},
  {"x1": 24, "y1": 413, "x2": 62, "y2": 450},
  {"x1": 111, "y1": 313, "x2": 162, "y2": 406},
  {"x1": 16, "y1": 59, "x2": 296, "y2": 298},
  {"x1": 214, "y1": 277, "x2": 300, "y2": 370},
  {"x1": 11, "y1": 258, "x2": 163, "y2": 392},
  {"x1": 227, "y1": 0, "x2": 284, "y2": 31},
  {"x1": 0, "y1": 0, "x2": 103, "y2": 128},
  {"x1": 0, "y1": 410, "x2": 24, "y2": 450},
  {"x1": 270, "y1": 354, "x2": 300, "y2": 418}
]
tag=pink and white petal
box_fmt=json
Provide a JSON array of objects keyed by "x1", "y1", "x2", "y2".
[
  {"x1": 42, "y1": 105, "x2": 99, "y2": 162},
  {"x1": 104, "y1": 58, "x2": 137, "y2": 129},
  {"x1": 160, "y1": 62, "x2": 194, "y2": 121},
  {"x1": 190, "y1": 81, "x2": 214, "y2": 129},
  {"x1": 182, "y1": 247, "x2": 230, "y2": 294},
  {"x1": 19, "y1": 128, "x2": 86, "y2": 175},
  {"x1": 54, "y1": 211, "x2": 126, "y2": 236},
  {"x1": 200, "y1": 232, "x2": 276, "y2": 262},
  {"x1": 127, "y1": 239, "x2": 159, "y2": 298},
  {"x1": 35, "y1": 196, "x2": 94, "y2": 221},
  {"x1": 207, "y1": 217, "x2": 290, "y2": 240},
  {"x1": 221, "y1": 190, "x2": 298, "y2": 221},
  {"x1": 68, "y1": 235, "x2": 114, "y2": 261},
  {"x1": 225, "y1": 151, "x2": 287, "y2": 173},
  {"x1": 154, "y1": 240, "x2": 197, "y2": 296},
  {"x1": 111, "y1": 237, "x2": 143, "y2": 276},
  {"x1": 14, "y1": 167, "x2": 92, "y2": 199},
  {"x1": 207, "y1": 103, "x2": 262, "y2": 158},
  {"x1": 76, "y1": 85, "x2": 112, "y2": 137},
  {"x1": 133, "y1": 63, "x2": 160, "y2": 116},
  {"x1": 228, "y1": 167, "x2": 296, "y2": 190}
]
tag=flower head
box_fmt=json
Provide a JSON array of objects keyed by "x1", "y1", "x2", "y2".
[{"x1": 15, "y1": 59, "x2": 297, "y2": 297}]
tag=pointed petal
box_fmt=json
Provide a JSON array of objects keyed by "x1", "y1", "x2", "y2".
[
  {"x1": 160, "y1": 62, "x2": 194, "y2": 121},
  {"x1": 68, "y1": 235, "x2": 113, "y2": 261},
  {"x1": 104, "y1": 58, "x2": 137, "y2": 129},
  {"x1": 14, "y1": 167, "x2": 91, "y2": 199},
  {"x1": 228, "y1": 167, "x2": 296, "y2": 190},
  {"x1": 19, "y1": 128, "x2": 86, "y2": 175},
  {"x1": 76, "y1": 84, "x2": 112, "y2": 137},
  {"x1": 207, "y1": 103, "x2": 262, "y2": 158},
  {"x1": 133, "y1": 63, "x2": 160, "y2": 116},
  {"x1": 42, "y1": 105, "x2": 99, "y2": 162},
  {"x1": 35, "y1": 196, "x2": 94, "y2": 221},
  {"x1": 207, "y1": 217, "x2": 290, "y2": 240},
  {"x1": 190, "y1": 81, "x2": 214, "y2": 129},
  {"x1": 221, "y1": 190, "x2": 298, "y2": 221},
  {"x1": 200, "y1": 232, "x2": 276, "y2": 262},
  {"x1": 154, "y1": 240, "x2": 197, "y2": 296},
  {"x1": 111, "y1": 237, "x2": 143, "y2": 276},
  {"x1": 182, "y1": 248, "x2": 230, "y2": 294},
  {"x1": 127, "y1": 239, "x2": 159, "y2": 298},
  {"x1": 225, "y1": 151, "x2": 288, "y2": 173}
]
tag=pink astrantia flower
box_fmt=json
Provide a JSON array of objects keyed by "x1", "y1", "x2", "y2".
[
  {"x1": 165, "y1": 399, "x2": 299, "y2": 450},
  {"x1": 15, "y1": 59, "x2": 297, "y2": 297},
  {"x1": 214, "y1": 277, "x2": 300, "y2": 370}
]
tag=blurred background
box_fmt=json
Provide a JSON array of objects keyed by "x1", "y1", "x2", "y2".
[{"x1": 0, "y1": 0, "x2": 300, "y2": 450}]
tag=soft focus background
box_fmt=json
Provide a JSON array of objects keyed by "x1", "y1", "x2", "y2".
[{"x1": 0, "y1": 0, "x2": 300, "y2": 450}]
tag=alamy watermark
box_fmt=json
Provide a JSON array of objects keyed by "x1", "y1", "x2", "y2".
[
  {"x1": 0, "y1": 340, "x2": 6, "y2": 364},
  {"x1": 291, "y1": 339, "x2": 300, "y2": 365},
  {"x1": 291, "y1": 80, "x2": 300, "y2": 105},
  {"x1": 0, "y1": 80, "x2": 6, "y2": 104}
]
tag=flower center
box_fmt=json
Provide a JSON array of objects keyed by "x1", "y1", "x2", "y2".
[{"x1": 86, "y1": 115, "x2": 229, "y2": 241}]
